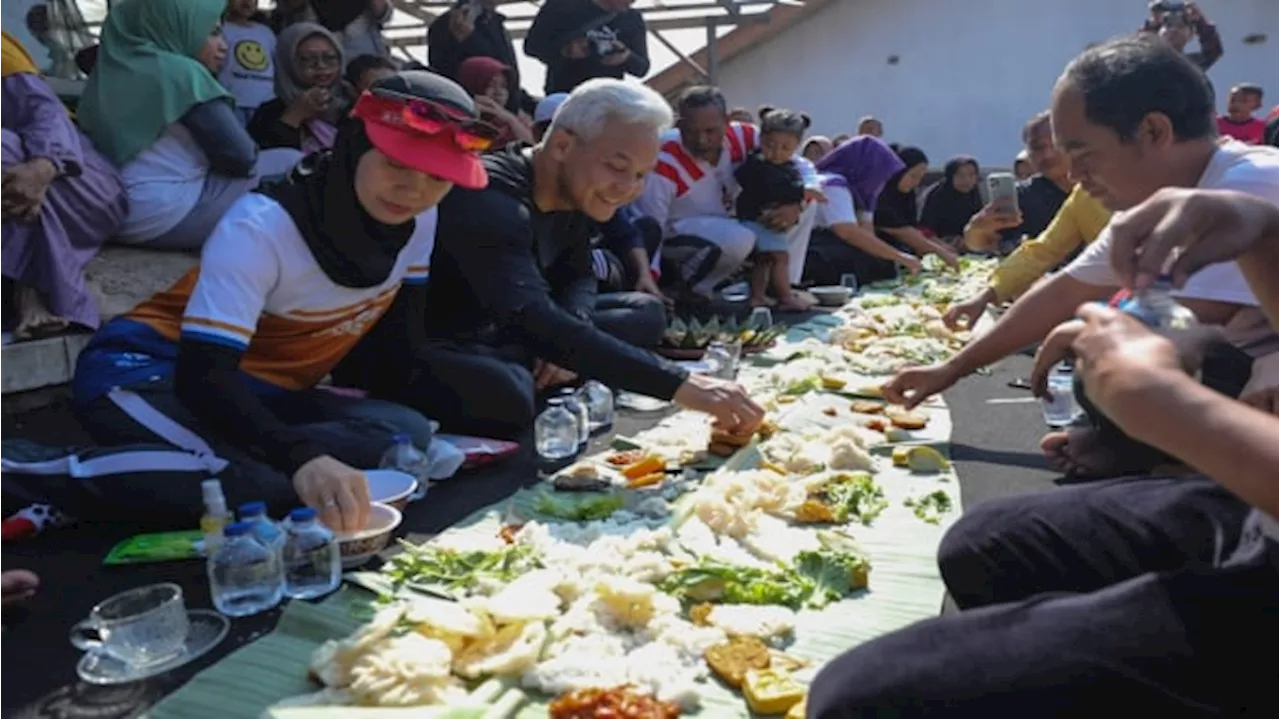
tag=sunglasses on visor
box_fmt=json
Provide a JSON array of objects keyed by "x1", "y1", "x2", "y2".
[{"x1": 353, "y1": 88, "x2": 501, "y2": 152}]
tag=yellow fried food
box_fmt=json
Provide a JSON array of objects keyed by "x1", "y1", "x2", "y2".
[
  {"x1": 795, "y1": 499, "x2": 837, "y2": 524},
  {"x1": 786, "y1": 697, "x2": 808, "y2": 719},
  {"x1": 743, "y1": 668, "x2": 805, "y2": 715},
  {"x1": 705, "y1": 636, "x2": 772, "y2": 689},
  {"x1": 905, "y1": 446, "x2": 950, "y2": 473},
  {"x1": 819, "y1": 376, "x2": 847, "y2": 390},
  {"x1": 886, "y1": 408, "x2": 929, "y2": 430},
  {"x1": 850, "y1": 400, "x2": 884, "y2": 414}
]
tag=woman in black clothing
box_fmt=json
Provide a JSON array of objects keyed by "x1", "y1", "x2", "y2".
[
  {"x1": 873, "y1": 147, "x2": 956, "y2": 265},
  {"x1": 919, "y1": 155, "x2": 983, "y2": 246},
  {"x1": 248, "y1": 22, "x2": 353, "y2": 154}
]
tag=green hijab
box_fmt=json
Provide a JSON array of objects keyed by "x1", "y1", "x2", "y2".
[{"x1": 79, "y1": 0, "x2": 230, "y2": 166}]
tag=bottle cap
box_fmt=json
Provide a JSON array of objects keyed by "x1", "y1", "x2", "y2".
[
  {"x1": 289, "y1": 507, "x2": 318, "y2": 523},
  {"x1": 392, "y1": 433, "x2": 411, "y2": 444},
  {"x1": 547, "y1": 397, "x2": 564, "y2": 406},
  {"x1": 238, "y1": 501, "x2": 266, "y2": 518},
  {"x1": 224, "y1": 521, "x2": 252, "y2": 537}
]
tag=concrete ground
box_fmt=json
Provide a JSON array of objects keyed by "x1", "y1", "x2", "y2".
[{"x1": 0, "y1": 353, "x2": 1057, "y2": 717}]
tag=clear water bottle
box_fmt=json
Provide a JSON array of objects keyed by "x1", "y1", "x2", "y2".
[
  {"x1": 536, "y1": 398, "x2": 579, "y2": 461},
  {"x1": 1121, "y1": 277, "x2": 1199, "y2": 332},
  {"x1": 379, "y1": 433, "x2": 431, "y2": 502},
  {"x1": 282, "y1": 508, "x2": 341, "y2": 600},
  {"x1": 581, "y1": 380, "x2": 614, "y2": 434},
  {"x1": 1040, "y1": 362, "x2": 1079, "y2": 427},
  {"x1": 239, "y1": 501, "x2": 285, "y2": 555},
  {"x1": 559, "y1": 388, "x2": 590, "y2": 449},
  {"x1": 208, "y1": 521, "x2": 284, "y2": 617},
  {"x1": 704, "y1": 341, "x2": 737, "y2": 380}
]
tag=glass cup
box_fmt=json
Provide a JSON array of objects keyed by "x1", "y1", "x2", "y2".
[
  {"x1": 70, "y1": 583, "x2": 190, "y2": 667},
  {"x1": 749, "y1": 306, "x2": 774, "y2": 330},
  {"x1": 840, "y1": 273, "x2": 859, "y2": 291}
]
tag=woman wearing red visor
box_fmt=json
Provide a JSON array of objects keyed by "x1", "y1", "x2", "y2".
[{"x1": 8, "y1": 72, "x2": 497, "y2": 533}]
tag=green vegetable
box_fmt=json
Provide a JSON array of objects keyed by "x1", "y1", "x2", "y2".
[
  {"x1": 782, "y1": 376, "x2": 820, "y2": 396},
  {"x1": 858, "y1": 295, "x2": 902, "y2": 309},
  {"x1": 383, "y1": 542, "x2": 539, "y2": 592},
  {"x1": 823, "y1": 472, "x2": 888, "y2": 525},
  {"x1": 903, "y1": 490, "x2": 954, "y2": 525},
  {"x1": 660, "y1": 558, "x2": 816, "y2": 609},
  {"x1": 793, "y1": 548, "x2": 869, "y2": 608},
  {"x1": 533, "y1": 489, "x2": 626, "y2": 521}
]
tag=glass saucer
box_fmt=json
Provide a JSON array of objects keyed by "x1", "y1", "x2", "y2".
[{"x1": 76, "y1": 609, "x2": 230, "y2": 685}]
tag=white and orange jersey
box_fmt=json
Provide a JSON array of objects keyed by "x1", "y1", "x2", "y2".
[
  {"x1": 634, "y1": 122, "x2": 819, "y2": 236},
  {"x1": 126, "y1": 193, "x2": 434, "y2": 392}
]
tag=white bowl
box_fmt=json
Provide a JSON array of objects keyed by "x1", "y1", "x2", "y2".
[
  {"x1": 811, "y1": 285, "x2": 854, "y2": 307},
  {"x1": 335, "y1": 502, "x2": 403, "y2": 569},
  {"x1": 363, "y1": 469, "x2": 418, "y2": 510}
]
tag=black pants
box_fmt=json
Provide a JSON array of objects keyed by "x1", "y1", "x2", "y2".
[
  {"x1": 801, "y1": 228, "x2": 898, "y2": 287},
  {"x1": 808, "y1": 477, "x2": 1275, "y2": 717},
  {"x1": 2, "y1": 378, "x2": 433, "y2": 525},
  {"x1": 594, "y1": 291, "x2": 666, "y2": 348},
  {"x1": 391, "y1": 340, "x2": 537, "y2": 442}
]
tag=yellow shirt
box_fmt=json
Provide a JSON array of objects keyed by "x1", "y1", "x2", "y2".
[{"x1": 988, "y1": 185, "x2": 1112, "y2": 302}]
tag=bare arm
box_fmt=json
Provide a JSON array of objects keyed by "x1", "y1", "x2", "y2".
[
  {"x1": 1108, "y1": 367, "x2": 1277, "y2": 517},
  {"x1": 830, "y1": 221, "x2": 914, "y2": 264},
  {"x1": 881, "y1": 225, "x2": 957, "y2": 261},
  {"x1": 945, "y1": 271, "x2": 1110, "y2": 375}
]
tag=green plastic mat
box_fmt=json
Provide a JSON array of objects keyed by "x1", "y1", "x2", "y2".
[{"x1": 148, "y1": 306, "x2": 964, "y2": 719}]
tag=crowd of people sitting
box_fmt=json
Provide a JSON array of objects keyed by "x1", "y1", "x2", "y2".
[{"x1": 2, "y1": 0, "x2": 1279, "y2": 711}]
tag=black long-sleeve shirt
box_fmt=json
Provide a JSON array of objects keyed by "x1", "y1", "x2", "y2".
[
  {"x1": 427, "y1": 5, "x2": 536, "y2": 115},
  {"x1": 424, "y1": 146, "x2": 687, "y2": 399},
  {"x1": 734, "y1": 153, "x2": 805, "y2": 221},
  {"x1": 524, "y1": 0, "x2": 649, "y2": 94}
]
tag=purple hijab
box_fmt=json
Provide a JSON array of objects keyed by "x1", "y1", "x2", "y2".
[{"x1": 815, "y1": 135, "x2": 906, "y2": 214}]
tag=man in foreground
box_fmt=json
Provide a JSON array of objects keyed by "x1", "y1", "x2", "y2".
[{"x1": 885, "y1": 37, "x2": 1278, "y2": 476}]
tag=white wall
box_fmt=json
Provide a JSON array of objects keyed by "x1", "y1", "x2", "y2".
[{"x1": 715, "y1": 0, "x2": 1279, "y2": 166}]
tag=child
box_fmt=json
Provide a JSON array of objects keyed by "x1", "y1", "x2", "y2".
[
  {"x1": 1216, "y1": 83, "x2": 1266, "y2": 145},
  {"x1": 218, "y1": 0, "x2": 277, "y2": 125},
  {"x1": 344, "y1": 53, "x2": 396, "y2": 93},
  {"x1": 735, "y1": 106, "x2": 816, "y2": 311}
]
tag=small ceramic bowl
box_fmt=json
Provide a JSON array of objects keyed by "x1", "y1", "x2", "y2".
[
  {"x1": 364, "y1": 469, "x2": 418, "y2": 511},
  {"x1": 336, "y1": 502, "x2": 402, "y2": 569},
  {"x1": 810, "y1": 285, "x2": 854, "y2": 307}
]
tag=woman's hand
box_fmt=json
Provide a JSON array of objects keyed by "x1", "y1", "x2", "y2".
[
  {"x1": 533, "y1": 359, "x2": 576, "y2": 391},
  {"x1": 283, "y1": 87, "x2": 331, "y2": 125},
  {"x1": 896, "y1": 252, "x2": 922, "y2": 275},
  {"x1": 1, "y1": 158, "x2": 57, "y2": 222},
  {"x1": 672, "y1": 373, "x2": 765, "y2": 435},
  {"x1": 292, "y1": 455, "x2": 371, "y2": 532},
  {"x1": 1108, "y1": 187, "x2": 1279, "y2": 291}
]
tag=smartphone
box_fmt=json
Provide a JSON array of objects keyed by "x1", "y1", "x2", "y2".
[{"x1": 986, "y1": 172, "x2": 1019, "y2": 215}]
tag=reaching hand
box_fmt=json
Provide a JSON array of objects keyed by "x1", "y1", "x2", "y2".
[
  {"x1": 1107, "y1": 187, "x2": 1278, "y2": 292},
  {"x1": 635, "y1": 273, "x2": 673, "y2": 308},
  {"x1": 292, "y1": 455, "x2": 371, "y2": 532},
  {"x1": 943, "y1": 288, "x2": 996, "y2": 331},
  {"x1": 896, "y1": 253, "x2": 922, "y2": 276},
  {"x1": 533, "y1": 359, "x2": 577, "y2": 391},
  {"x1": 672, "y1": 373, "x2": 765, "y2": 435},
  {"x1": 881, "y1": 362, "x2": 962, "y2": 410},
  {"x1": 934, "y1": 246, "x2": 961, "y2": 271}
]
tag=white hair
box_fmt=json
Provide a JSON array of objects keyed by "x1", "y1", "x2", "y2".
[{"x1": 547, "y1": 78, "x2": 673, "y2": 143}]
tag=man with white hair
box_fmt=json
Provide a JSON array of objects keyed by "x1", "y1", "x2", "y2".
[{"x1": 390, "y1": 79, "x2": 764, "y2": 439}]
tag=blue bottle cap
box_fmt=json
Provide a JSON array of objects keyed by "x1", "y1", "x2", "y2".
[
  {"x1": 289, "y1": 507, "x2": 318, "y2": 523},
  {"x1": 238, "y1": 501, "x2": 266, "y2": 518},
  {"x1": 392, "y1": 433, "x2": 411, "y2": 444},
  {"x1": 224, "y1": 521, "x2": 253, "y2": 537}
]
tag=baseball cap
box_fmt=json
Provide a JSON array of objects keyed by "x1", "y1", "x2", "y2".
[
  {"x1": 352, "y1": 70, "x2": 494, "y2": 189},
  {"x1": 534, "y1": 92, "x2": 571, "y2": 126}
]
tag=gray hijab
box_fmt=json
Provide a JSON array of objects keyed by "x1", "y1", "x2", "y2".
[{"x1": 274, "y1": 22, "x2": 352, "y2": 124}]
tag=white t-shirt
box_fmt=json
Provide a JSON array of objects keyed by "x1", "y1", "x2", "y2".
[
  {"x1": 218, "y1": 21, "x2": 277, "y2": 112},
  {"x1": 1065, "y1": 141, "x2": 1279, "y2": 309},
  {"x1": 135, "y1": 192, "x2": 435, "y2": 391},
  {"x1": 119, "y1": 123, "x2": 209, "y2": 241}
]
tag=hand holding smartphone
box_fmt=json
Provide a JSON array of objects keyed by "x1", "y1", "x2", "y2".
[{"x1": 985, "y1": 172, "x2": 1020, "y2": 216}]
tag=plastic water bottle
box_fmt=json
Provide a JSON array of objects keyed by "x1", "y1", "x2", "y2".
[
  {"x1": 282, "y1": 508, "x2": 341, "y2": 600},
  {"x1": 581, "y1": 380, "x2": 614, "y2": 434},
  {"x1": 379, "y1": 434, "x2": 431, "y2": 502},
  {"x1": 1040, "y1": 362, "x2": 1079, "y2": 427},
  {"x1": 208, "y1": 521, "x2": 284, "y2": 617},
  {"x1": 559, "y1": 389, "x2": 590, "y2": 449},
  {"x1": 239, "y1": 501, "x2": 285, "y2": 556},
  {"x1": 536, "y1": 398, "x2": 579, "y2": 461},
  {"x1": 1121, "y1": 277, "x2": 1199, "y2": 333}
]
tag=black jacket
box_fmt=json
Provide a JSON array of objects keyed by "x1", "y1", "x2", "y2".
[
  {"x1": 424, "y1": 145, "x2": 687, "y2": 399},
  {"x1": 427, "y1": 5, "x2": 536, "y2": 115},
  {"x1": 523, "y1": 0, "x2": 649, "y2": 94}
]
